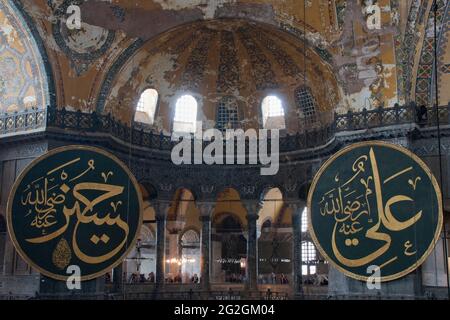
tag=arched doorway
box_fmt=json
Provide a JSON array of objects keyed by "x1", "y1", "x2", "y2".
[
  {"x1": 164, "y1": 188, "x2": 200, "y2": 284},
  {"x1": 258, "y1": 188, "x2": 292, "y2": 285},
  {"x1": 124, "y1": 225, "x2": 156, "y2": 283},
  {"x1": 118, "y1": 184, "x2": 158, "y2": 285},
  {"x1": 180, "y1": 229, "x2": 201, "y2": 283},
  {"x1": 299, "y1": 208, "x2": 329, "y2": 288},
  {"x1": 212, "y1": 213, "x2": 247, "y2": 283}
]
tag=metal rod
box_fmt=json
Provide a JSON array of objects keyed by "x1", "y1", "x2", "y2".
[{"x1": 433, "y1": 0, "x2": 450, "y2": 300}]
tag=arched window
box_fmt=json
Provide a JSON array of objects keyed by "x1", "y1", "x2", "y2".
[
  {"x1": 173, "y1": 95, "x2": 198, "y2": 133},
  {"x1": 180, "y1": 229, "x2": 200, "y2": 283},
  {"x1": 261, "y1": 96, "x2": 286, "y2": 129},
  {"x1": 301, "y1": 208, "x2": 308, "y2": 233},
  {"x1": 212, "y1": 214, "x2": 247, "y2": 283},
  {"x1": 261, "y1": 219, "x2": 272, "y2": 229},
  {"x1": 295, "y1": 86, "x2": 317, "y2": 120},
  {"x1": 302, "y1": 241, "x2": 317, "y2": 276},
  {"x1": 134, "y1": 88, "x2": 158, "y2": 125},
  {"x1": 124, "y1": 225, "x2": 156, "y2": 283},
  {"x1": 216, "y1": 96, "x2": 240, "y2": 131}
]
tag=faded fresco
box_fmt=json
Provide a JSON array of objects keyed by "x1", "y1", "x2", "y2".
[
  {"x1": 3, "y1": 0, "x2": 450, "y2": 127},
  {"x1": 0, "y1": 0, "x2": 48, "y2": 113}
]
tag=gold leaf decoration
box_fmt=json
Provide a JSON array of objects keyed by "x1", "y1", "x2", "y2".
[{"x1": 52, "y1": 238, "x2": 71, "y2": 270}]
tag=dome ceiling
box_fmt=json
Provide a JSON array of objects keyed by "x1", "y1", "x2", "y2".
[
  {"x1": 104, "y1": 19, "x2": 340, "y2": 133},
  {"x1": 17, "y1": 1, "x2": 445, "y2": 118}
]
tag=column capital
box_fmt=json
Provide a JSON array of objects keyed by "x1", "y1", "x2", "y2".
[
  {"x1": 242, "y1": 200, "x2": 263, "y2": 214},
  {"x1": 246, "y1": 212, "x2": 259, "y2": 222},
  {"x1": 154, "y1": 200, "x2": 171, "y2": 220},
  {"x1": 199, "y1": 215, "x2": 211, "y2": 223},
  {"x1": 243, "y1": 201, "x2": 259, "y2": 291},
  {"x1": 286, "y1": 199, "x2": 306, "y2": 213},
  {"x1": 197, "y1": 201, "x2": 215, "y2": 218}
]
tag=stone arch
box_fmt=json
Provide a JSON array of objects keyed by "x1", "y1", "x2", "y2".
[
  {"x1": 180, "y1": 227, "x2": 201, "y2": 243},
  {"x1": 168, "y1": 188, "x2": 196, "y2": 223},
  {"x1": 212, "y1": 211, "x2": 245, "y2": 231},
  {"x1": 138, "y1": 182, "x2": 158, "y2": 223},
  {"x1": 140, "y1": 182, "x2": 158, "y2": 201},
  {"x1": 211, "y1": 210, "x2": 247, "y2": 283},
  {"x1": 259, "y1": 185, "x2": 286, "y2": 202},
  {"x1": 124, "y1": 224, "x2": 156, "y2": 279},
  {"x1": 175, "y1": 182, "x2": 199, "y2": 201},
  {"x1": 261, "y1": 218, "x2": 272, "y2": 229},
  {"x1": 134, "y1": 88, "x2": 159, "y2": 126},
  {"x1": 179, "y1": 227, "x2": 201, "y2": 282},
  {"x1": 139, "y1": 223, "x2": 155, "y2": 242},
  {"x1": 213, "y1": 187, "x2": 248, "y2": 228},
  {"x1": 259, "y1": 188, "x2": 285, "y2": 229}
]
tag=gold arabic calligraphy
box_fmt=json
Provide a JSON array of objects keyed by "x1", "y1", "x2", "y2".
[
  {"x1": 20, "y1": 157, "x2": 130, "y2": 265},
  {"x1": 319, "y1": 147, "x2": 422, "y2": 269}
]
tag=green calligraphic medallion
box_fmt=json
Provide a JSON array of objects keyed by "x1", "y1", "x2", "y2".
[
  {"x1": 307, "y1": 141, "x2": 443, "y2": 282},
  {"x1": 6, "y1": 146, "x2": 143, "y2": 281}
]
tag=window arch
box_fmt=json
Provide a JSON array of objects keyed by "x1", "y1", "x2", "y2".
[
  {"x1": 134, "y1": 88, "x2": 158, "y2": 125},
  {"x1": 302, "y1": 241, "x2": 317, "y2": 276},
  {"x1": 261, "y1": 219, "x2": 272, "y2": 229},
  {"x1": 261, "y1": 96, "x2": 286, "y2": 129},
  {"x1": 295, "y1": 86, "x2": 317, "y2": 120},
  {"x1": 173, "y1": 95, "x2": 198, "y2": 133},
  {"x1": 124, "y1": 225, "x2": 156, "y2": 282},
  {"x1": 216, "y1": 96, "x2": 240, "y2": 131},
  {"x1": 181, "y1": 229, "x2": 200, "y2": 246},
  {"x1": 301, "y1": 208, "x2": 308, "y2": 233},
  {"x1": 180, "y1": 229, "x2": 200, "y2": 283}
]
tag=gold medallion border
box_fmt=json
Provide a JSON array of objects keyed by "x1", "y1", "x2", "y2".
[
  {"x1": 6, "y1": 145, "x2": 144, "y2": 281},
  {"x1": 306, "y1": 141, "x2": 443, "y2": 282}
]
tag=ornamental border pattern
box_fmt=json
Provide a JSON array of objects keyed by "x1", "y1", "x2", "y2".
[
  {"x1": 95, "y1": 39, "x2": 144, "y2": 113},
  {"x1": 10, "y1": 0, "x2": 56, "y2": 109},
  {"x1": 52, "y1": 0, "x2": 116, "y2": 76},
  {"x1": 415, "y1": 0, "x2": 449, "y2": 106}
]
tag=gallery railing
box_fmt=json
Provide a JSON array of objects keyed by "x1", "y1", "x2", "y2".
[
  {"x1": 44, "y1": 105, "x2": 335, "y2": 153},
  {"x1": 0, "y1": 107, "x2": 46, "y2": 135},
  {"x1": 1, "y1": 104, "x2": 450, "y2": 152},
  {"x1": 334, "y1": 103, "x2": 450, "y2": 131}
]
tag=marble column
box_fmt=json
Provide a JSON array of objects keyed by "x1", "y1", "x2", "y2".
[
  {"x1": 243, "y1": 201, "x2": 260, "y2": 291},
  {"x1": 197, "y1": 202, "x2": 214, "y2": 291},
  {"x1": 154, "y1": 201, "x2": 170, "y2": 287},
  {"x1": 289, "y1": 201, "x2": 305, "y2": 297}
]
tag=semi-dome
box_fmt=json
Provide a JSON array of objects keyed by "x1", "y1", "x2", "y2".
[{"x1": 103, "y1": 19, "x2": 341, "y2": 134}]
